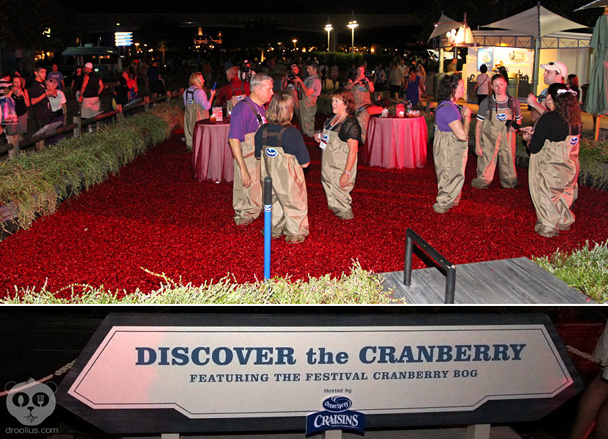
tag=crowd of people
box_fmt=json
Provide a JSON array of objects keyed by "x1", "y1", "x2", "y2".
[
  {"x1": 435, "y1": 61, "x2": 581, "y2": 238},
  {"x1": 1, "y1": 52, "x2": 587, "y2": 242},
  {"x1": 179, "y1": 54, "x2": 586, "y2": 242},
  {"x1": 181, "y1": 56, "x2": 394, "y2": 244},
  {"x1": 0, "y1": 58, "x2": 170, "y2": 157}
]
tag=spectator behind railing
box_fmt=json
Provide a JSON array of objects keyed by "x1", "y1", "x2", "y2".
[
  {"x1": 28, "y1": 65, "x2": 54, "y2": 139},
  {"x1": 7, "y1": 75, "x2": 29, "y2": 157},
  {"x1": 44, "y1": 78, "x2": 67, "y2": 145},
  {"x1": 70, "y1": 66, "x2": 83, "y2": 97},
  {"x1": 78, "y1": 63, "x2": 104, "y2": 120}
]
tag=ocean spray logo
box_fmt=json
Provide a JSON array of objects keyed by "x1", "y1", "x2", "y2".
[
  {"x1": 496, "y1": 113, "x2": 508, "y2": 121},
  {"x1": 306, "y1": 396, "x2": 366, "y2": 436},
  {"x1": 324, "y1": 396, "x2": 352, "y2": 412},
  {"x1": 265, "y1": 148, "x2": 278, "y2": 158},
  {"x1": 570, "y1": 137, "x2": 579, "y2": 146}
]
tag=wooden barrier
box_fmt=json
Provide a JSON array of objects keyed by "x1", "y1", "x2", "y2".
[{"x1": 1, "y1": 89, "x2": 183, "y2": 159}]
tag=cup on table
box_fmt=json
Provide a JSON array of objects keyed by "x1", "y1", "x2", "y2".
[
  {"x1": 209, "y1": 114, "x2": 217, "y2": 123},
  {"x1": 314, "y1": 130, "x2": 323, "y2": 143}
]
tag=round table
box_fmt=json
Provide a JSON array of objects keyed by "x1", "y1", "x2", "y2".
[
  {"x1": 191, "y1": 119, "x2": 234, "y2": 183},
  {"x1": 363, "y1": 115, "x2": 428, "y2": 169}
]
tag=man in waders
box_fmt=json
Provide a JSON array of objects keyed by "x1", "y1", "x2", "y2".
[
  {"x1": 293, "y1": 62, "x2": 322, "y2": 137},
  {"x1": 228, "y1": 73, "x2": 274, "y2": 226},
  {"x1": 281, "y1": 64, "x2": 303, "y2": 125},
  {"x1": 472, "y1": 74, "x2": 521, "y2": 189},
  {"x1": 345, "y1": 64, "x2": 375, "y2": 143}
]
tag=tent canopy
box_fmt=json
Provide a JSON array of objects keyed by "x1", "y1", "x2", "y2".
[
  {"x1": 574, "y1": 0, "x2": 608, "y2": 11},
  {"x1": 483, "y1": 5, "x2": 588, "y2": 38},
  {"x1": 428, "y1": 14, "x2": 463, "y2": 41}
]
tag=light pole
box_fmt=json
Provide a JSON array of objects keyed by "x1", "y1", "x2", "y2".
[
  {"x1": 324, "y1": 23, "x2": 333, "y2": 52},
  {"x1": 292, "y1": 39, "x2": 297, "y2": 52},
  {"x1": 347, "y1": 20, "x2": 358, "y2": 53}
]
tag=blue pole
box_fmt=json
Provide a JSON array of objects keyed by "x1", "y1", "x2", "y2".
[{"x1": 263, "y1": 176, "x2": 272, "y2": 279}]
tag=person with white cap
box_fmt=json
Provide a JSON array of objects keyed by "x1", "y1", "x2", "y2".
[
  {"x1": 527, "y1": 61, "x2": 567, "y2": 122},
  {"x1": 78, "y1": 62, "x2": 104, "y2": 119}
]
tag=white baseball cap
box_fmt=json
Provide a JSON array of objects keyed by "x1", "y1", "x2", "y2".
[
  {"x1": 541, "y1": 61, "x2": 567, "y2": 78},
  {"x1": 84, "y1": 62, "x2": 93, "y2": 69}
]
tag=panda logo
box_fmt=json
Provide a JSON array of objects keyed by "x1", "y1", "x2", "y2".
[{"x1": 6, "y1": 379, "x2": 56, "y2": 426}]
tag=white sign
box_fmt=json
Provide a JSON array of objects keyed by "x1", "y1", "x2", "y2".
[
  {"x1": 68, "y1": 324, "x2": 573, "y2": 419},
  {"x1": 115, "y1": 32, "x2": 133, "y2": 47}
]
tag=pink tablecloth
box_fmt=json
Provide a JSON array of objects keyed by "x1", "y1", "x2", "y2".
[
  {"x1": 191, "y1": 120, "x2": 234, "y2": 182},
  {"x1": 363, "y1": 116, "x2": 428, "y2": 169}
]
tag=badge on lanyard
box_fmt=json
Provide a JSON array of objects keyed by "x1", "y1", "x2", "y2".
[{"x1": 319, "y1": 131, "x2": 329, "y2": 150}]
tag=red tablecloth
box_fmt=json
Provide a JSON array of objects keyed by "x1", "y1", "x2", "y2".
[
  {"x1": 363, "y1": 116, "x2": 428, "y2": 169},
  {"x1": 191, "y1": 120, "x2": 234, "y2": 183}
]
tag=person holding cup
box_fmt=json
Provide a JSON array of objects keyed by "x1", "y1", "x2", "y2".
[
  {"x1": 183, "y1": 72, "x2": 215, "y2": 151},
  {"x1": 316, "y1": 89, "x2": 361, "y2": 220}
]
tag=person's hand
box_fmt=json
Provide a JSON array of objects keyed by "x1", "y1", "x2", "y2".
[
  {"x1": 475, "y1": 144, "x2": 482, "y2": 157},
  {"x1": 241, "y1": 167, "x2": 252, "y2": 188},
  {"x1": 526, "y1": 93, "x2": 538, "y2": 107},
  {"x1": 210, "y1": 90, "x2": 216, "y2": 100},
  {"x1": 461, "y1": 106, "x2": 471, "y2": 119},
  {"x1": 339, "y1": 172, "x2": 349, "y2": 189},
  {"x1": 519, "y1": 126, "x2": 533, "y2": 140}
]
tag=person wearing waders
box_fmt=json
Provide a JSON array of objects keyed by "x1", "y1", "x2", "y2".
[
  {"x1": 345, "y1": 63, "x2": 375, "y2": 143},
  {"x1": 292, "y1": 62, "x2": 321, "y2": 137},
  {"x1": 471, "y1": 74, "x2": 521, "y2": 189},
  {"x1": 432, "y1": 74, "x2": 471, "y2": 214},
  {"x1": 228, "y1": 73, "x2": 274, "y2": 226},
  {"x1": 254, "y1": 93, "x2": 310, "y2": 243},
  {"x1": 315, "y1": 89, "x2": 361, "y2": 220},
  {"x1": 520, "y1": 83, "x2": 581, "y2": 238},
  {"x1": 183, "y1": 72, "x2": 215, "y2": 151}
]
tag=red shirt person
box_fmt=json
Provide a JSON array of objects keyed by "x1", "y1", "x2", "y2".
[{"x1": 216, "y1": 66, "x2": 251, "y2": 111}]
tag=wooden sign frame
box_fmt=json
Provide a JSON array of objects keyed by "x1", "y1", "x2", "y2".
[{"x1": 56, "y1": 312, "x2": 583, "y2": 435}]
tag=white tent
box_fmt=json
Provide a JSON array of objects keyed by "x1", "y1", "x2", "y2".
[
  {"x1": 482, "y1": 4, "x2": 588, "y2": 92},
  {"x1": 428, "y1": 14, "x2": 463, "y2": 41}
]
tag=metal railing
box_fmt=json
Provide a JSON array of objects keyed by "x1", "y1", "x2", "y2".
[
  {"x1": 403, "y1": 228, "x2": 456, "y2": 304},
  {"x1": 1, "y1": 89, "x2": 183, "y2": 158}
]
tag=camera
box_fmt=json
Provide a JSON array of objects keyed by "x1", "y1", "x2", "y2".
[
  {"x1": 287, "y1": 72, "x2": 298, "y2": 81},
  {"x1": 505, "y1": 119, "x2": 520, "y2": 131}
]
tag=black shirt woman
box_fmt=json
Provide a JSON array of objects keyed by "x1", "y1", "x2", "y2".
[
  {"x1": 521, "y1": 83, "x2": 581, "y2": 237},
  {"x1": 315, "y1": 89, "x2": 362, "y2": 220}
]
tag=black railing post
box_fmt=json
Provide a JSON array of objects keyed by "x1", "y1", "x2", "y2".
[{"x1": 403, "y1": 228, "x2": 457, "y2": 304}]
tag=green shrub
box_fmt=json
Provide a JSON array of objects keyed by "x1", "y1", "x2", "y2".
[
  {"x1": 0, "y1": 104, "x2": 184, "y2": 236},
  {"x1": 1, "y1": 262, "x2": 401, "y2": 304},
  {"x1": 534, "y1": 240, "x2": 608, "y2": 303}
]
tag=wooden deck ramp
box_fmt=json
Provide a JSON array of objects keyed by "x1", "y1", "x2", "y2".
[{"x1": 380, "y1": 257, "x2": 594, "y2": 304}]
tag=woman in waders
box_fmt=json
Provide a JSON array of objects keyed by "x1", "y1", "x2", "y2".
[
  {"x1": 183, "y1": 72, "x2": 215, "y2": 151},
  {"x1": 315, "y1": 89, "x2": 362, "y2": 220},
  {"x1": 472, "y1": 74, "x2": 520, "y2": 189},
  {"x1": 521, "y1": 83, "x2": 581, "y2": 237},
  {"x1": 432, "y1": 74, "x2": 471, "y2": 214},
  {"x1": 254, "y1": 93, "x2": 310, "y2": 243}
]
